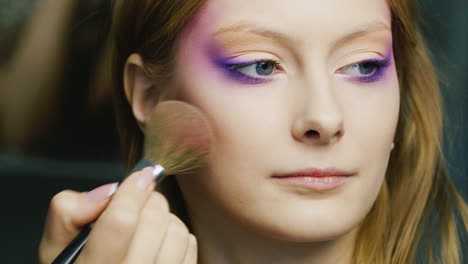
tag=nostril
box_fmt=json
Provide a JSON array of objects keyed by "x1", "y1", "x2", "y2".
[{"x1": 305, "y1": 130, "x2": 319, "y2": 138}]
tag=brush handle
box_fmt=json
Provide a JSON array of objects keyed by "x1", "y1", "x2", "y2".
[{"x1": 51, "y1": 160, "x2": 166, "y2": 264}]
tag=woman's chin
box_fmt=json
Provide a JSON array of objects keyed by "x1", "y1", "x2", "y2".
[
  {"x1": 277, "y1": 224, "x2": 354, "y2": 243},
  {"x1": 242, "y1": 211, "x2": 360, "y2": 244}
]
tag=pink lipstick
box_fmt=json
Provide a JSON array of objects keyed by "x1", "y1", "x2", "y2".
[{"x1": 272, "y1": 168, "x2": 354, "y2": 191}]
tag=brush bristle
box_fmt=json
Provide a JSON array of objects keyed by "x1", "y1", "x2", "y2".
[{"x1": 143, "y1": 101, "x2": 212, "y2": 175}]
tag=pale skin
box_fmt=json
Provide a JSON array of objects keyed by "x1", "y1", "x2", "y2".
[{"x1": 39, "y1": 0, "x2": 399, "y2": 263}]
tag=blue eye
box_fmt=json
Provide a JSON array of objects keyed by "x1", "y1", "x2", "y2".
[
  {"x1": 346, "y1": 62, "x2": 377, "y2": 75},
  {"x1": 221, "y1": 59, "x2": 280, "y2": 84},
  {"x1": 237, "y1": 61, "x2": 276, "y2": 76},
  {"x1": 341, "y1": 58, "x2": 391, "y2": 83}
]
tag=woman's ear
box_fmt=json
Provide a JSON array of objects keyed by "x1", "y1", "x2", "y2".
[{"x1": 124, "y1": 53, "x2": 157, "y2": 128}]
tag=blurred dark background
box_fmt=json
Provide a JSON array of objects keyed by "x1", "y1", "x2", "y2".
[{"x1": 0, "y1": 0, "x2": 466, "y2": 263}]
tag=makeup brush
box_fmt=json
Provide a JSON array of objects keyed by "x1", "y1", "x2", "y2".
[{"x1": 51, "y1": 100, "x2": 212, "y2": 264}]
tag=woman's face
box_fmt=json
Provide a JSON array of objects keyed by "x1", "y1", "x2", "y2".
[{"x1": 170, "y1": 0, "x2": 399, "y2": 242}]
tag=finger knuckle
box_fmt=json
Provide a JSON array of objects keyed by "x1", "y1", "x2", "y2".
[
  {"x1": 168, "y1": 214, "x2": 189, "y2": 235},
  {"x1": 138, "y1": 197, "x2": 172, "y2": 230},
  {"x1": 49, "y1": 190, "x2": 77, "y2": 217},
  {"x1": 37, "y1": 245, "x2": 51, "y2": 264},
  {"x1": 149, "y1": 191, "x2": 170, "y2": 211},
  {"x1": 187, "y1": 234, "x2": 198, "y2": 261},
  {"x1": 189, "y1": 234, "x2": 198, "y2": 248},
  {"x1": 140, "y1": 203, "x2": 166, "y2": 223},
  {"x1": 104, "y1": 206, "x2": 139, "y2": 233}
]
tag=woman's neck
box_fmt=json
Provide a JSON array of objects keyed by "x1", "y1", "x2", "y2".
[{"x1": 191, "y1": 213, "x2": 357, "y2": 264}]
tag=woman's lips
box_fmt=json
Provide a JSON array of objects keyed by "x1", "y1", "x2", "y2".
[{"x1": 272, "y1": 168, "x2": 354, "y2": 191}]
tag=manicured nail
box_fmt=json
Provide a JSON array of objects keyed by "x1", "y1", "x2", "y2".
[
  {"x1": 136, "y1": 167, "x2": 155, "y2": 189},
  {"x1": 85, "y1": 182, "x2": 119, "y2": 201}
]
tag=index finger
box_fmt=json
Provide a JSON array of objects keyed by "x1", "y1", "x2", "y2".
[{"x1": 76, "y1": 167, "x2": 156, "y2": 263}]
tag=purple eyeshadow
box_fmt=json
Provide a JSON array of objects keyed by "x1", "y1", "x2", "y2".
[
  {"x1": 223, "y1": 60, "x2": 275, "y2": 84},
  {"x1": 214, "y1": 57, "x2": 274, "y2": 84},
  {"x1": 206, "y1": 42, "x2": 392, "y2": 85},
  {"x1": 205, "y1": 43, "x2": 274, "y2": 84},
  {"x1": 351, "y1": 57, "x2": 392, "y2": 83}
]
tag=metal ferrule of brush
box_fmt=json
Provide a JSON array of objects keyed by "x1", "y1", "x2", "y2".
[
  {"x1": 151, "y1": 164, "x2": 167, "y2": 182},
  {"x1": 131, "y1": 159, "x2": 167, "y2": 183}
]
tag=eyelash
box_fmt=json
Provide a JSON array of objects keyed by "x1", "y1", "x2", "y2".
[
  {"x1": 221, "y1": 58, "x2": 391, "y2": 85},
  {"x1": 222, "y1": 59, "x2": 281, "y2": 84},
  {"x1": 340, "y1": 58, "x2": 391, "y2": 83}
]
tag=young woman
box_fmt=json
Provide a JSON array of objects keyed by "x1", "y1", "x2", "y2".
[{"x1": 39, "y1": 0, "x2": 468, "y2": 263}]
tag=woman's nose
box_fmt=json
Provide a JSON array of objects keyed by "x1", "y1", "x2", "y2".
[{"x1": 291, "y1": 84, "x2": 345, "y2": 145}]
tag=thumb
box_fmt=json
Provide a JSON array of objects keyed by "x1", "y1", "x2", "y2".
[{"x1": 39, "y1": 183, "x2": 118, "y2": 263}]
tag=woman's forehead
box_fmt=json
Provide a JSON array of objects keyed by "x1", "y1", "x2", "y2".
[{"x1": 184, "y1": 0, "x2": 392, "y2": 55}]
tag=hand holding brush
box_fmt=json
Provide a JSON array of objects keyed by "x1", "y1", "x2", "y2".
[{"x1": 38, "y1": 101, "x2": 212, "y2": 264}]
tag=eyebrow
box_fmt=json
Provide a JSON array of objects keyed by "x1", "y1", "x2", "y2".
[
  {"x1": 213, "y1": 21, "x2": 391, "y2": 51},
  {"x1": 213, "y1": 23, "x2": 295, "y2": 49},
  {"x1": 330, "y1": 22, "x2": 391, "y2": 52}
]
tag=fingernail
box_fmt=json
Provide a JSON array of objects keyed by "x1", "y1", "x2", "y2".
[
  {"x1": 85, "y1": 182, "x2": 119, "y2": 201},
  {"x1": 136, "y1": 167, "x2": 155, "y2": 189}
]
